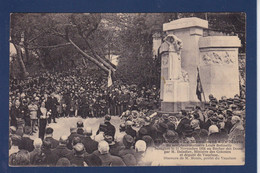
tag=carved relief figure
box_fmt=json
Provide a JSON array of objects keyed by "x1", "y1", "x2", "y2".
[{"x1": 202, "y1": 51, "x2": 236, "y2": 65}]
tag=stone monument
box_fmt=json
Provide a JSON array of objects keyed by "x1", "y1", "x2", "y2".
[
  {"x1": 159, "y1": 34, "x2": 190, "y2": 112},
  {"x1": 159, "y1": 17, "x2": 241, "y2": 112}
]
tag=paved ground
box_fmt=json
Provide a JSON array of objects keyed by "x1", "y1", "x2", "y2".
[{"x1": 32, "y1": 116, "x2": 123, "y2": 140}]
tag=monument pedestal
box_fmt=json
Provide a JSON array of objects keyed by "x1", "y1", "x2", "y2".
[
  {"x1": 161, "y1": 80, "x2": 189, "y2": 112},
  {"x1": 199, "y1": 36, "x2": 241, "y2": 100},
  {"x1": 161, "y1": 101, "x2": 190, "y2": 113}
]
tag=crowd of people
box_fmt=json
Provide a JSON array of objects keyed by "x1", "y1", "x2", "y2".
[
  {"x1": 9, "y1": 74, "x2": 246, "y2": 166},
  {"x1": 9, "y1": 69, "x2": 160, "y2": 139},
  {"x1": 9, "y1": 68, "x2": 246, "y2": 166}
]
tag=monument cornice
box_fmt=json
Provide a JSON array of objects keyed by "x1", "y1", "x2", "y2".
[
  {"x1": 199, "y1": 36, "x2": 241, "y2": 48},
  {"x1": 163, "y1": 17, "x2": 208, "y2": 31}
]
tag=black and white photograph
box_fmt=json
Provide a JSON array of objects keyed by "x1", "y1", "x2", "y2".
[{"x1": 8, "y1": 13, "x2": 246, "y2": 166}]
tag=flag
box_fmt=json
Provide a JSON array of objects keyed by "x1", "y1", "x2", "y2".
[
  {"x1": 107, "y1": 70, "x2": 112, "y2": 87},
  {"x1": 196, "y1": 67, "x2": 203, "y2": 101}
]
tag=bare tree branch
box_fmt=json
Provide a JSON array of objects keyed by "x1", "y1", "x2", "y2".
[{"x1": 26, "y1": 42, "x2": 72, "y2": 49}]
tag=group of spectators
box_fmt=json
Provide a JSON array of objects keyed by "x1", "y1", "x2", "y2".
[
  {"x1": 9, "y1": 69, "x2": 160, "y2": 139},
  {"x1": 9, "y1": 91, "x2": 246, "y2": 166}
]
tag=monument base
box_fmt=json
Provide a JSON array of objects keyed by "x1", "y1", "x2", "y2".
[
  {"x1": 161, "y1": 101, "x2": 202, "y2": 113},
  {"x1": 161, "y1": 101, "x2": 190, "y2": 112}
]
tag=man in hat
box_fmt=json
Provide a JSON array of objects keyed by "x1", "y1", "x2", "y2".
[
  {"x1": 44, "y1": 127, "x2": 59, "y2": 149},
  {"x1": 125, "y1": 120, "x2": 137, "y2": 139},
  {"x1": 154, "y1": 122, "x2": 168, "y2": 146},
  {"x1": 67, "y1": 125, "x2": 83, "y2": 150},
  {"x1": 69, "y1": 143, "x2": 87, "y2": 166},
  {"x1": 117, "y1": 135, "x2": 137, "y2": 166},
  {"x1": 9, "y1": 145, "x2": 31, "y2": 166},
  {"x1": 21, "y1": 98, "x2": 30, "y2": 126},
  {"x1": 46, "y1": 93, "x2": 58, "y2": 123},
  {"x1": 19, "y1": 126, "x2": 34, "y2": 152},
  {"x1": 83, "y1": 127, "x2": 98, "y2": 154},
  {"x1": 180, "y1": 124, "x2": 196, "y2": 143},
  {"x1": 52, "y1": 135, "x2": 73, "y2": 164},
  {"x1": 138, "y1": 116, "x2": 157, "y2": 139},
  {"x1": 96, "y1": 115, "x2": 116, "y2": 140},
  {"x1": 224, "y1": 109, "x2": 234, "y2": 133},
  {"x1": 76, "y1": 120, "x2": 84, "y2": 133},
  {"x1": 10, "y1": 99, "x2": 23, "y2": 128},
  {"x1": 28, "y1": 99, "x2": 39, "y2": 133},
  {"x1": 104, "y1": 133, "x2": 121, "y2": 156},
  {"x1": 42, "y1": 140, "x2": 56, "y2": 166},
  {"x1": 176, "y1": 110, "x2": 191, "y2": 137},
  {"x1": 115, "y1": 123, "x2": 127, "y2": 145},
  {"x1": 118, "y1": 134, "x2": 135, "y2": 154},
  {"x1": 162, "y1": 130, "x2": 179, "y2": 144}
]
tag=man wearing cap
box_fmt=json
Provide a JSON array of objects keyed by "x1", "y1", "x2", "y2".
[
  {"x1": 28, "y1": 100, "x2": 39, "y2": 133},
  {"x1": 52, "y1": 135, "x2": 73, "y2": 164},
  {"x1": 96, "y1": 115, "x2": 116, "y2": 140},
  {"x1": 67, "y1": 125, "x2": 83, "y2": 150},
  {"x1": 154, "y1": 122, "x2": 168, "y2": 146},
  {"x1": 176, "y1": 110, "x2": 191, "y2": 137},
  {"x1": 118, "y1": 135, "x2": 137, "y2": 166},
  {"x1": 103, "y1": 133, "x2": 121, "y2": 156},
  {"x1": 162, "y1": 130, "x2": 179, "y2": 144},
  {"x1": 46, "y1": 93, "x2": 58, "y2": 123},
  {"x1": 69, "y1": 143, "x2": 87, "y2": 166},
  {"x1": 44, "y1": 127, "x2": 59, "y2": 149},
  {"x1": 9, "y1": 145, "x2": 31, "y2": 166},
  {"x1": 42, "y1": 140, "x2": 56, "y2": 166},
  {"x1": 138, "y1": 117, "x2": 157, "y2": 140},
  {"x1": 83, "y1": 127, "x2": 98, "y2": 154},
  {"x1": 20, "y1": 98, "x2": 30, "y2": 127},
  {"x1": 125, "y1": 121, "x2": 137, "y2": 139},
  {"x1": 179, "y1": 124, "x2": 196, "y2": 143},
  {"x1": 115, "y1": 123, "x2": 127, "y2": 145},
  {"x1": 10, "y1": 99, "x2": 23, "y2": 128},
  {"x1": 77, "y1": 120, "x2": 84, "y2": 130}
]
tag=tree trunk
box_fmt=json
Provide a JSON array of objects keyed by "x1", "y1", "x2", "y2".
[
  {"x1": 68, "y1": 38, "x2": 110, "y2": 73},
  {"x1": 13, "y1": 43, "x2": 29, "y2": 78},
  {"x1": 35, "y1": 50, "x2": 45, "y2": 68}
]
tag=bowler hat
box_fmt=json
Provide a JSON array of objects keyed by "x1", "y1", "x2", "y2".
[
  {"x1": 104, "y1": 115, "x2": 111, "y2": 121},
  {"x1": 77, "y1": 121, "x2": 84, "y2": 128},
  {"x1": 45, "y1": 127, "x2": 54, "y2": 135}
]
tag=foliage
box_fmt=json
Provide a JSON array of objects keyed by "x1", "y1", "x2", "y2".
[{"x1": 10, "y1": 13, "x2": 246, "y2": 88}]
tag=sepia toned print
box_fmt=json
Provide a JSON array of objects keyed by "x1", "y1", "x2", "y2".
[{"x1": 9, "y1": 13, "x2": 245, "y2": 166}]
